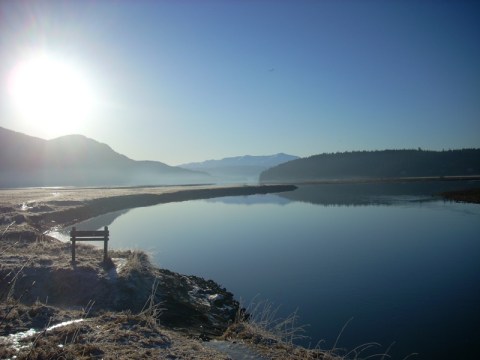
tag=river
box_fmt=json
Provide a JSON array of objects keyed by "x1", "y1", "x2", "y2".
[{"x1": 51, "y1": 181, "x2": 480, "y2": 359}]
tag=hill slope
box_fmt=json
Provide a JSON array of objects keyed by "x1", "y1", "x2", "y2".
[
  {"x1": 181, "y1": 153, "x2": 298, "y2": 183},
  {"x1": 259, "y1": 149, "x2": 480, "y2": 183},
  {"x1": 0, "y1": 127, "x2": 210, "y2": 187}
]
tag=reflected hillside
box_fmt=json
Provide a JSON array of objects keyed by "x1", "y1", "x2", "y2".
[
  {"x1": 72, "y1": 209, "x2": 131, "y2": 230},
  {"x1": 48, "y1": 209, "x2": 131, "y2": 241},
  {"x1": 278, "y1": 180, "x2": 480, "y2": 206},
  {"x1": 206, "y1": 194, "x2": 291, "y2": 206}
]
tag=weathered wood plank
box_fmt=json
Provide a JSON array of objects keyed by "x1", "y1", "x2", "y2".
[
  {"x1": 70, "y1": 230, "x2": 109, "y2": 237},
  {"x1": 72, "y1": 237, "x2": 107, "y2": 242}
]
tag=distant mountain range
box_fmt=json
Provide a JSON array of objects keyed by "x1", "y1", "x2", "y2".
[
  {"x1": 0, "y1": 127, "x2": 211, "y2": 187},
  {"x1": 259, "y1": 149, "x2": 480, "y2": 183},
  {"x1": 180, "y1": 153, "x2": 299, "y2": 183},
  {"x1": 8, "y1": 126, "x2": 475, "y2": 188}
]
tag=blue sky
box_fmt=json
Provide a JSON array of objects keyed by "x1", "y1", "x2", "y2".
[{"x1": 1, "y1": 0, "x2": 479, "y2": 165}]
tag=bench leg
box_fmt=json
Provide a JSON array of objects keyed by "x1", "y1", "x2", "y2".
[
  {"x1": 103, "y1": 240, "x2": 108, "y2": 262},
  {"x1": 71, "y1": 240, "x2": 76, "y2": 262}
]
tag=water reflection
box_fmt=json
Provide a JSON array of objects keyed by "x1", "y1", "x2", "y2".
[
  {"x1": 74, "y1": 209, "x2": 131, "y2": 229},
  {"x1": 206, "y1": 193, "x2": 290, "y2": 206},
  {"x1": 279, "y1": 180, "x2": 480, "y2": 206},
  {"x1": 47, "y1": 209, "x2": 130, "y2": 241},
  {"x1": 58, "y1": 181, "x2": 480, "y2": 359}
]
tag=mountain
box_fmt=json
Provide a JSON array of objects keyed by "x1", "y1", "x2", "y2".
[
  {"x1": 0, "y1": 127, "x2": 210, "y2": 187},
  {"x1": 180, "y1": 153, "x2": 299, "y2": 183},
  {"x1": 259, "y1": 149, "x2": 480, "y2": 184}
]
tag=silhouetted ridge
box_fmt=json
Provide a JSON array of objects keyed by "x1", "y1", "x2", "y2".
[
  {"x1": 180, "y1": 153, "x2": 298, "y2": 183},
  {"x1": 259, "y1": 149, "x2": 480, "y2": 183},
  {"x1": 0, "y1": 127, "x2": 210, "y2": 187}
]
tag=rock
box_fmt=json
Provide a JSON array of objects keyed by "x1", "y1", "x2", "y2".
[
  {"x1": 155, "y1": 269, "x2": 238, "y2": 337},
  {"x1": 14, "y1": 214, "x2": 26, "y2": 224}
]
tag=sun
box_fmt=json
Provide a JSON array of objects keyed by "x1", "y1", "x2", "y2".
[{"x1": 7, "y1": 53, "x2": 95, "y2": 137}]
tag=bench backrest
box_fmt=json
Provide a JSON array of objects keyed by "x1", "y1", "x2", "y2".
[
  {"x1": 70, "y1": 227, "x2": 109, "y2": 241},
  {"x1": 70, "y1": 226, "x2": 109, "y2": 262}
]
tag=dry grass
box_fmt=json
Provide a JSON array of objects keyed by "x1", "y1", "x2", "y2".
[
  {"x1": 223, "y1": 299, "x2": 418, "y2": 360},
  {"x1": 0, "y1": 232, "x2": 237, "y2": 359},
  {"x1": 139, "y1": 277, "x2": 165, "y2": 327},
  {"x1": 122, "y1": 250, "x2": 153, "y2": 275},
  {"x1": 239, "y1": 297, "x2": 308, "y2": 345},
  {"x1": 1, "y1": 305, "x2": 231, "y2": 359}
]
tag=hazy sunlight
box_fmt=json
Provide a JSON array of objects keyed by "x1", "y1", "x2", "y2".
[{"x1": 7, "y1": 53, "x2": 94, "y2": 136}]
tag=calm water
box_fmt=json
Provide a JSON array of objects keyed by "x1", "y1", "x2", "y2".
[{"x1": 54, "y1": 182, "x2": 480, "y2": 359}]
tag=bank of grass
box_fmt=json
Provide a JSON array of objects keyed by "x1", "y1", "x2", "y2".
[
  {"x1": 0, "y1": 304, "x2": 224, "y2": 359},
  {"x1": 222, "y1": 299, "x2": 418, "y2": 360},
  {"x1": 0, "y1": 233, "x2": 231, "y2": 359}
]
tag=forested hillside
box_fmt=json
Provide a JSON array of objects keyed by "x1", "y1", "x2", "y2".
[{"x1": 259, "y1": 149, "x2": 480, "y2": 183}]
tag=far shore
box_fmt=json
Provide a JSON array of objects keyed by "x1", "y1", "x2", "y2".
[
  {"x1": 1, "y1": 178, "x2": 478, "y2": 236},
  {"x1": 0, "y1": 184, "x2": 297, "y2": 234},
  {"x1": 260, "y1": 174, "x2": 480, "y2": 186},
  {"x1": 440, "y1": 188, "x2": 480, "y2": 204}
]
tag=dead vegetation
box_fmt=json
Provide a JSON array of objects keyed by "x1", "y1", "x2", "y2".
[
  {"x1": 0, "y1": 231, "x2": 238, "y2": 359},
  {"x1": 220, "y1": 299, "x2": 418, "y2": 360},
  {"x1": 0, "y1": 303, "x2": 227, "y2": 359}
]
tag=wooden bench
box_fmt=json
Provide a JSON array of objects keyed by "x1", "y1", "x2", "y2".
[{"x1": 70, "y1": 226, "x2": 109, "y2": 262}]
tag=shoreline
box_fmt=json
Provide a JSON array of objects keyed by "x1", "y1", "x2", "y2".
[
  {"x1": 260, "y1": 174, "x2": 480, "y2": 185},
  {"x1": 0, "y1": 184, "x2": 296, "y2": 234},
  {"x1": 0, "y1": 233, "x2": 245, "y2": 359},
  {"x1": 439, "y1": 188, "x2": 480, "y2": 204}
]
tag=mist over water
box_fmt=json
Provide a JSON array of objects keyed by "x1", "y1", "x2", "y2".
[{"x1": 60, "y1": 182, "x2": 480, "y2": 359}]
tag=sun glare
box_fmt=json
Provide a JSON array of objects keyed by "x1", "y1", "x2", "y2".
[{"x1": 8, "y1": 54, "x2": 95, "y2": 137}]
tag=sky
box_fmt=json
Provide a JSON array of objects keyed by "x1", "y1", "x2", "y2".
[{"x1": 1, "y1": 0, "x2": 479, "y2": 165}]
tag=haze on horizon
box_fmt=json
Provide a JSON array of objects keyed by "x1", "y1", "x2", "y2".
[{"x1": 1, "y1": 0, "x2": 479, "y2": 166}]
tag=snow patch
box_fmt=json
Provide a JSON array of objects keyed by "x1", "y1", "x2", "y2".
[{"x1": 0, "y1": 319, "x2": 84, "y2": 355}]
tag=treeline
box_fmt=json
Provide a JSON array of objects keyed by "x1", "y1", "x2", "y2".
[{"x1": 259, "y1": 149, "x2": 480, "y2": 183}]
